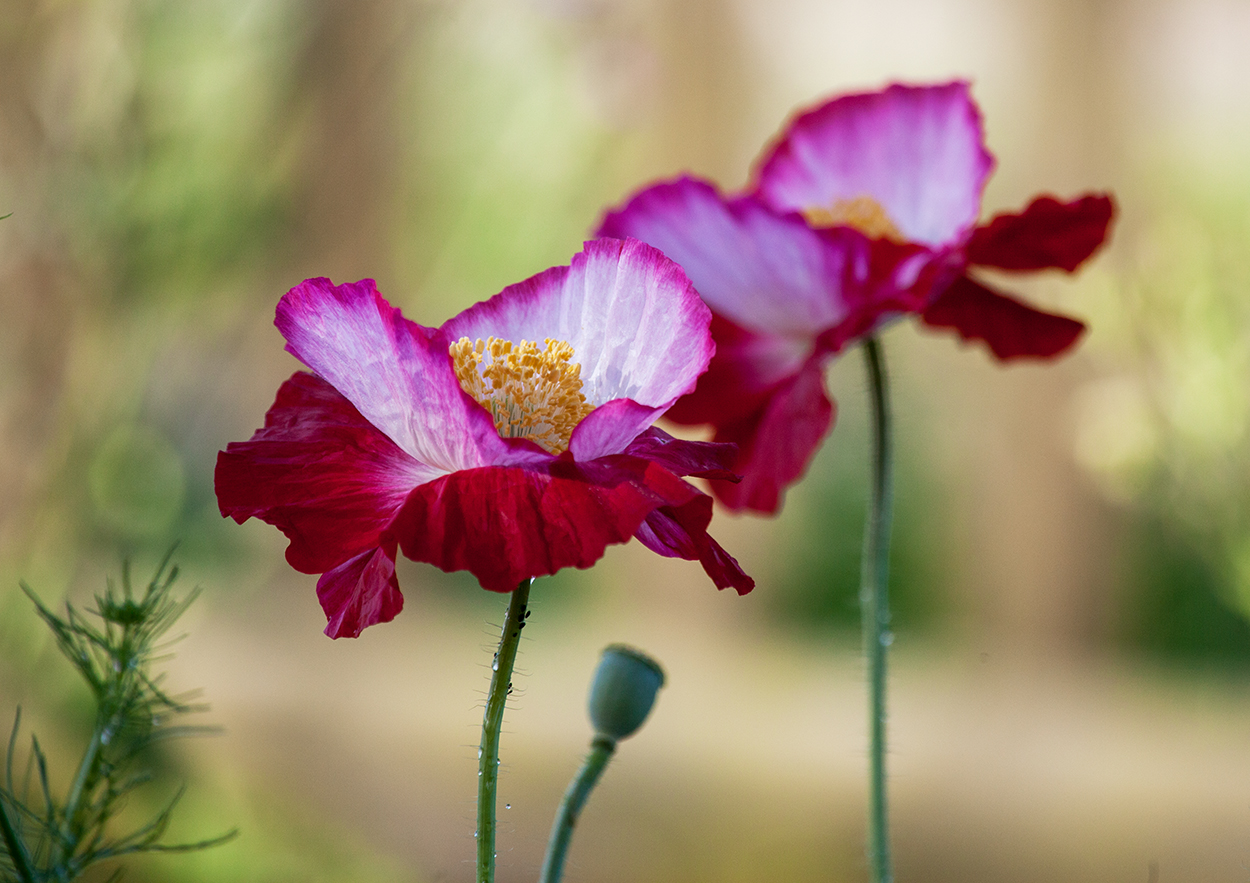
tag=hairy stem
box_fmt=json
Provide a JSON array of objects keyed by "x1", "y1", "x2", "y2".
[
  {"x1": 861, "y1": 335, "x2": 894, "y2": 883},
  {"x1": 539, "y1": 735, "x2": 615, "y2": 883},
  {"x1": 476, "y1": 578, "x2": 532, "y2": 883}
]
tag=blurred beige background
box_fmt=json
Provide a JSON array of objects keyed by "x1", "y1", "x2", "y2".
[{"x1": 3, "y1": 1, "x2": 1250, "y2": 881}]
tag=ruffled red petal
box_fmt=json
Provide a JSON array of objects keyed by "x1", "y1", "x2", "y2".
[
  {"x1": 921, "y1": 274, "x2": 1086, "y2": 360},
  {"x1": 820, "y1": 232, "x2": 960, "y2": 350},
  {"x1": 966, "y1": 194, "x2": 1115, "y2": 272},
  {"x1": 635, "y1": 494, "x2": 754, "y2": 594},
  {"x1": 316, "y1": 546, "x2": 403, "y2": 639},
  {"x1": 708, "y1": 360, "x2": 836, "y2": 514},
  {"x1": 389, "y1": 456, "x2": 709, "y2": 592},
  {"x1": 215, "y1": 372, "x2": 425, "y2": 574},
  {"x1": 624, "y1": 426, "x2": 740, "y2": 481}
]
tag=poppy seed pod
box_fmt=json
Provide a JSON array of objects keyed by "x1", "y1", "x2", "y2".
[{"x1": 587, "y1": 644, "x2": 665, "y2": 742}]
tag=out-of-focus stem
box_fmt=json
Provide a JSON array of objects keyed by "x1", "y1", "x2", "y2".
[
  {"x1": 861, "y1": 335, "x2": 894, "y2": 883},
  {"x1": 539, "y1": 735, "x2": 615, "y2": 883}
]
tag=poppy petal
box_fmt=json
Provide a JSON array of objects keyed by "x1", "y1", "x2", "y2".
[
  {"x1": 623, "y1": 426, "x2": 740, "y2": 481},
  {"x1": 316, "y1": 545, "x2": 404, "y2": 639},
  {"x1": 390, "y1": 457, "x2": 704, "y2": 592},
  {"x1": 966, "y1": 194, "x2": 1115, "y2": 272},
  {"x1": 635, "y1": 495, "x2": 755, "y2": 594},
  {"x1": 276, "y1": 277, "x2": 509, "y2": 473},
  {"x1": 754, "y1": 81, "x2": 994, "y2": 247},
  {"x1": 598, "y1": 176, "x2": 856, "y2": 335},
  {"x1": 921, "y1": 274, "x2": 1085, "y2": 360},
  {"x1": 442, "y1": 238, "x2": 713, "y2": 422},
  {"x1": 711, "y1": 359, "x2": 836, "y2": 514},
  {"x1": 215, "y1": 372, "x2": 429, "y2": 575},
  {"x1": 569, "y1": 398, "x2": 667, "y2": 463},
  {"x1": 664, "y1": 313, "x2": 811, "y2": 428}
]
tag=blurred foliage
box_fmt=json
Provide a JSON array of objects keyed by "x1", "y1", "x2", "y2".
[
  {"x1": 1, "y1": 555, "x2": 234, "y2": 882},
  {"x1": 1, "y1": 553, "x2": 409, "y2": 883},
  {"x1": 33, "y1": 0, "x2": 302, "y2": 306},
  {"x1": 1077, "y1": 157, "x2": 1250, "y2": 659},
  {"x1": 116, "y1": 785, "x2": 412, "y2": 883},
  {"x1": 768, "y1": 388, "x2": 948, "y2": 638},
  {"x1": 770, "y1": 442, "x2": 945, "y2": 635},
  {"x1": 395, "y1": 1, "x2": 634, "y2": 308},
  {"x1": 0, "y1": 0, "x2": 310, "y2": 600},
  {"x1": 1114, "y1": 513, "x2": 1250, "y2": 666},
  {"x1": 87, "y1": 424, "x2": 186, "y2": 540}
]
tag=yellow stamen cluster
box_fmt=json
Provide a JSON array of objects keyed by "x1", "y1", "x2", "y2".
[
  {"x1": 450, "y1": 335, "x2": 595, "y2": 454},
  {"x1": 804, "y1": 195, "x2": 905, "y2": 242}
]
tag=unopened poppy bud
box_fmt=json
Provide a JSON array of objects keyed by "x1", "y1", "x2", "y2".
[{"x1": 587, "y1": 644, "x2": 665, "y2": 742}]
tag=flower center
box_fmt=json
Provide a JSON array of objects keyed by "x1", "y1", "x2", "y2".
[
  {"x1": 450, "y1": 336, "x2": 595, "y2": 454},
  {"x1": 803, "y1": 195, "x2": 904, "y2": 242}
]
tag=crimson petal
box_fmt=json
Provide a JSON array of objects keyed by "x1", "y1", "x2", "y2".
[
  {"x1": 624, "y1": 426, "x2": 740, "y2": 481},
  {"x1": 215, "y1": 372, "x2": 427, "y2": 574},
  {"x1": 711, "y1": 360, "x2": 835, "y2": 514},
  {"x1": 966, "y1": 194, "x2": 1115, "y2": 272},
  {"x1": 921, "y1": 274, "x2": 1085, "y2": 360},
  {"x1": 316, "y1": 546, "x2": 403, "y2": 639},
  {"x1": 635, "y1": 495, "x2": 755, "y2": 594},
  {"x1": 665, "y1": 313, "x2": 809, "y2": 428},
  {"x1": 390, "y1": 457, "x2": 703, "y2": 592}
]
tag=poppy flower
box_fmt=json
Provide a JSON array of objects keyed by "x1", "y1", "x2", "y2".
[
  {"x1": 215, "y1": 238, "x2": 753, "y2": 638},
  {"x1": 598, "y1": 80, "x2": 1114, "y2": 513}
]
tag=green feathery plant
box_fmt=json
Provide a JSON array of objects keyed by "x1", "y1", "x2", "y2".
[{"x1": 0, "y1": 552, "x2": 235, "y2": 883}]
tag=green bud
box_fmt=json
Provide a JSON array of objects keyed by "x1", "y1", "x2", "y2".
[{"x1": 587, "y1": 644, "x2": 665, "y2": 742}]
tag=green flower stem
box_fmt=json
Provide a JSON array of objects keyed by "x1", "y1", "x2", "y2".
[
  {"x1": 539, "y1": 735, "x2": 616, "y2": 883},
  {"x1": 477, "y1": 578, "x2": 532, "y2": 883},
  {"x1": 861, "y1": 335, "x2": 894, "y2": 883}
]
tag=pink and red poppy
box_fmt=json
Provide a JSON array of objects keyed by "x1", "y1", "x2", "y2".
[
  {"x1": 599, "y1": 81, "x2": 1114, "y2": 514},
  {"x1": 216, "y1": 239, "x2": 753, "y2": 638}
]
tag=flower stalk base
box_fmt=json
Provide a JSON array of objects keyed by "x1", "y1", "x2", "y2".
[{"x1": 477, "y1": 578, "x2": 532, "y2": 883}]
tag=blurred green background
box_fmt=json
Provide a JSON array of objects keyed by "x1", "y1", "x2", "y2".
[{"x1": 3, "y1": 1, "x2": 1250, "y2": 881}]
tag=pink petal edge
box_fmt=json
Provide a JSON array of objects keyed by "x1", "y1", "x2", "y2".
[
  {"x1": 276, "y1": 277, "x2": 512, "y2": 474},
  {"x1": 598, "y1": 176, "x2": 857, "y2": 335},
  {"x1": 753, "y1": 81, "x2": 995, "y2": 247}
]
